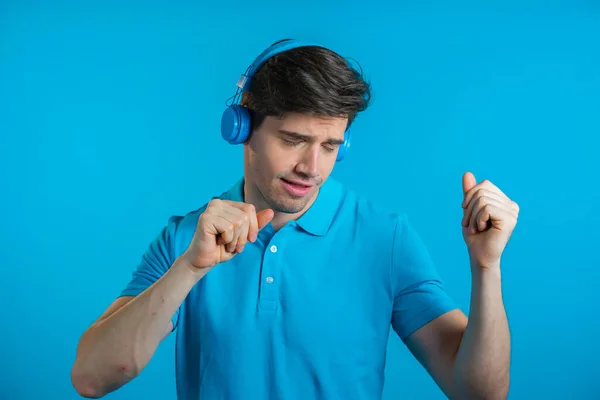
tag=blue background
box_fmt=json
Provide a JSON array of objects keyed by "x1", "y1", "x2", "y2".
[{"x1": 1, "y1": 1, "x2": 599, "y2": 399}]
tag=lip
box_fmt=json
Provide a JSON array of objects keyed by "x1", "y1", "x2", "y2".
[{"x1": 281, "y1": 178, "x2": 313, "y2": 197}]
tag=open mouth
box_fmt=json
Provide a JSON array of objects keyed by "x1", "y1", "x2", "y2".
[
  {"x1": 281, "y1": 178, "x2": 311, "y2": 188},
  {"x1": 281, "y1": 178, "x2": 313, "y2": 196}
]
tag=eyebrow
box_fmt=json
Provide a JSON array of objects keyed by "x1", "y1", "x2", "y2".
[{"x1": 277, "y1": 129, "x2": 344, "y2": 145}]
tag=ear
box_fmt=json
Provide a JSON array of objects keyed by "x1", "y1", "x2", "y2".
[
  {"x1": 244, "y1": 111, "x2": 264, "y2": 146},
  {"x1": 240, "y1": 91, "x2": 250, "y2": 107}
]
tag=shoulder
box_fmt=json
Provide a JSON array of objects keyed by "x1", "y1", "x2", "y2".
[
  {"x1": 333, "y1": 182, "x2": 430, "y2": 264},
  {"x1": 328, "y1": 182, "x2": 428, "y2": 282},
  {"x1": 334, "y1": 181, "x2": 408, "y2": 236}
]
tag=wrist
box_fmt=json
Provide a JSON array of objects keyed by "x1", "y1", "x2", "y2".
[
  {"x1": 172, "y1": 256, "x2": 209, "y2": 284},
  {"x1": 470, "y1": 256, "x2": 501, "y2": 271},
  {"x1": 471, "y1": 265, "x2": 501, "y2": 280},
  {"x1": 470, "y1": 261, "x2": 503, "y2": 292},
  {"x1": 180, "y1": 247, "x2": 217, "y2": 271}
]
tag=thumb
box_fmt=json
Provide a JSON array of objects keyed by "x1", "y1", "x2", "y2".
[
  {"x1": 257, "y1": 209, "x2": 274, "y2": 230},
  {"x1": 462, "y1": 172, "x2": 477, "y2": 195}
]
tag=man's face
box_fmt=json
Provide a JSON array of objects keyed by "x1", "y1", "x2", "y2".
[{"x1": 244, "y1": 112, "x2": 348, "y2": 214}]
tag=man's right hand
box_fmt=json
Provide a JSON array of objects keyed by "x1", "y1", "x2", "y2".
[{"x1": 182, "y1": 199, "x2": 274, "y2": 270}]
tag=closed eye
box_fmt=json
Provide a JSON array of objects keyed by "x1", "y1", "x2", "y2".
[
  {"x1": 282, "y1": 138, "x2": 302, "y2": 146},
  {"x1": 283, "y1": 139, "x2": 338, "y2": 153},
  {"x1": 278, "y1": 130, "x2": 341, "y2": 154}
]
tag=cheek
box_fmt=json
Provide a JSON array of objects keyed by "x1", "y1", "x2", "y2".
[
  {"x1": 250, "y1": 142, "x2": 291, "y2": 176},
  {"x1": 319, "y1": 153, "x2": 337, "y2": 174},
  {"x1": 319, "y1": 165, "x2": 334, "y2": 181},
  {"x1": 264, "y1": 142, "x2": 296, "y2": 168}
]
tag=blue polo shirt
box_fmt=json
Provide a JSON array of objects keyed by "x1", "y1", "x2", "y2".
[{"x1": 120, "y1": 177, "x2": 457, "y2": 399}]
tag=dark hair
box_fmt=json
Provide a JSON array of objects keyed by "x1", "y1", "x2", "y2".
[{"x1": 243, "y1": 40, "x2": 371, "y2": 131}]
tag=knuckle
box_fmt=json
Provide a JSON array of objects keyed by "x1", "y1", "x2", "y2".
[
  {"x1": 199, "y1": 213, "x2": 209, "y2": 223},
  {"x1": 207, "y1": 198, "x2": 221, "y2": 209},
  {"x1": 243, "y1": 203, "x2": 255, "y2": 214},
  {"x1": 235, "y1": 215, "x2": 247, "y2": 227}
]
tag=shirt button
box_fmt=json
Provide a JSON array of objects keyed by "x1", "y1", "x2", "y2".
[
  {"x1": 266, "y1": 276, "x2": 274, "y2": 284},
  {"x1": 270, "y1": 245, "x2": 277, "y2": 253}
]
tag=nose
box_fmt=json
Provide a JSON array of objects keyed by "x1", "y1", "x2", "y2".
[{"x1": 295, "y1": 145, "x2": 320, "y2": 178}]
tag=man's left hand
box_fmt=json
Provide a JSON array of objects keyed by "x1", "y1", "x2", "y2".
[{"x1": 461, "y1": 172, "x2": 520, "y2": 269}]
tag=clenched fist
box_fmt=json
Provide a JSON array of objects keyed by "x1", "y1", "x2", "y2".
[
  {"x1": 461, "y1": 172, "x2": 519, "y2": 269},
  {"x1": 182, "y1": 199, "x2": 274, "y2": 270}
]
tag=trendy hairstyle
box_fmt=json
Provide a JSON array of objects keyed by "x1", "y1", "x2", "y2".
[{"x1": 242, "y1": 39, "x2": 372, "y2": 132}]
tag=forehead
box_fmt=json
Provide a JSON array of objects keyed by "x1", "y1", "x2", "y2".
[{"x1": 263, "y1": 112, "x2": 347, "y2": 140}]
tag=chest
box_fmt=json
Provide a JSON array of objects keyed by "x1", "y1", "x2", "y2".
[{"x1": 181, "y1": 227, "x2": 395, "y2": 356}]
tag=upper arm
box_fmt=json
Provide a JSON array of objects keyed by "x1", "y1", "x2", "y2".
[
  {"x1": 390, "y1": 215, "x2": 464, "y2": 393},
  {"x1": 404, "y1": 309, "x2": 468, "y2": 398},
  {"x1": 390, "y1": 215, "x2": 458, "y2": 339}
]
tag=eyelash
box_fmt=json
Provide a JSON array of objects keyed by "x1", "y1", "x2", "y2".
[
  {"x1": 283, "y1": 139, "x2": 301, "y2": 146},
  {"x1": 282, "y1": 139, "x2": 335, "y2": 153}
]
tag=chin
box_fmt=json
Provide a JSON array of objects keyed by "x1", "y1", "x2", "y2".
[
  {"x1": 269, "y1": 189, "x2": 314, "y2": 214},
  {"x1": 270, "y1": 198, "x2": 311, "y2": 214}
]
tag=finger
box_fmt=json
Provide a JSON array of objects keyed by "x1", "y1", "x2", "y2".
[
  {"x1": 472, "y1": 202, "x2": 510, "y2": 233},
  {"x1": 511, "y1": 200, "x2": 520, "y2": 214},
  {"x1": 204, "y1": 214, "x2": 235, "y2": 245},
  {"x1": 462, "y1": 172, "x2": 477, "y2": 196},
  {"x1": 473, "y1": 204, "x2": 493, "y2": 233},
  {"x1": 222, "y1": 201, "x2": 260, "y2": 243},
  {"x1": 462, "y1": 179, "x2": 508, "y2": 209},
  {"x1": 257, "y1": 209, "x2": 274, "y2": 230},
  {"x1": 462, "y1": 190, "x2": 510, "y2": 227},
  {"x1": 467, "y1": 196, "x2": 501, "y2": 233},
  {"x1": 219, "y1": 207, "x2": 248, "y2": 253},
  {"x1": 235, "y1": 214, "x2": 250, "y2": 253},
  {"x1": 469, "y1": 201, "x2": 507, "y2": 233}
]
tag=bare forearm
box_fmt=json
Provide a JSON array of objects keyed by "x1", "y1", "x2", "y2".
[
  {"x1": 453, "y1": 262, "x2": 510, "y2": 399},
  {"x1": 71, "y1": 257, "x2": 205, "y2": 398}
]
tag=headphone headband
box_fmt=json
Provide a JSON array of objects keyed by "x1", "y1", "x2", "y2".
[{"x1": 237, "y1": 39, "x2": 322, "y2": 92}]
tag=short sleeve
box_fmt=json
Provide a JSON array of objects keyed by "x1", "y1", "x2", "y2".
[
  {"x1": 120, "y1": 216, "x2": 182, "y2": 331},
  {"x1": 391, "y1": 215, "x2": 458, "y2": 340}
]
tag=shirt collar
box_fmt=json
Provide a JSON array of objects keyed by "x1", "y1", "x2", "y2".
[
  {"x1": 295, "y1": 177, "x2": 342, "y2": 236},
  {"x1": 222, "y1": 176, "x2": 343, "y2": 236}
]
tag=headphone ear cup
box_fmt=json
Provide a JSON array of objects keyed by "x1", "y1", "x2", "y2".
[
  {"x1": 221, "y1": 105, "x2": 252, "y2": 144},
  {"x1": 336, "y1": 129, "x2": 351, "y2": 162}
]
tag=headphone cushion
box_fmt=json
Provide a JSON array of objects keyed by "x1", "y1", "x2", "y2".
[{"x1": 221, "y1": 105, "x2": 251, "y2": 144}]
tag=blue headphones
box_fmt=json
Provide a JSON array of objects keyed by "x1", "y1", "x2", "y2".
[{"x1": 220, "y1": 39, "x2": 351, "y2": 162}]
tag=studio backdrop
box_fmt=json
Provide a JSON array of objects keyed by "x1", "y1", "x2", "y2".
[{"x1": 1, "y1": 1, "x2": 598, "y2": 399}]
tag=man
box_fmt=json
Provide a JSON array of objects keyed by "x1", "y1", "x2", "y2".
[{"x1": 71, "y1": 39, "x2": 519, "y2": 399}]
